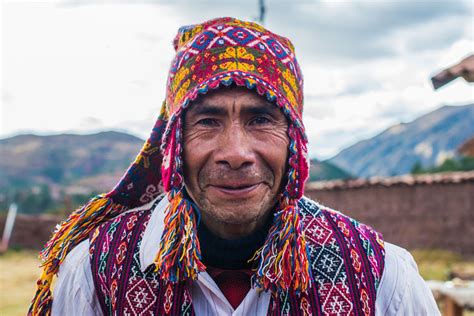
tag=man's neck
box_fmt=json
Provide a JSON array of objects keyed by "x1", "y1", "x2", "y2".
[
  {"x1": 199, "y1": 212, "x2": 272, "y2": 240},
  {"x1": 197, "y1": 215, "x2": 273, "y2": 269}
]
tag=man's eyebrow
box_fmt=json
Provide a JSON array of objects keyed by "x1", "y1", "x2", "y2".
[
  {"x1": 188, "y1": 104, "x2": 227, "y2": 116},
  {"x1": 188, "y1": 102, "x2": 281, "y2": 116},
  {"x1": 243, "y1": 104, "x2": 280, "y2": 116}
]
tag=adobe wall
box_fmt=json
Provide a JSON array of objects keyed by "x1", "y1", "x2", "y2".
[{"x1": 305, "y1": 181, "x2": 474, "y2": 256}]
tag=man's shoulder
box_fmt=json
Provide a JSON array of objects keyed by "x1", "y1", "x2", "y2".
[
  {"x1": 299, "y1": 196, "x2": 386, "y2": 289},
  {"x1": 57, "y1": 238, "x2": 91, "y2": 277},
  {"x1": 94, "y1": 194, "x2": 166, "y2": 231},
  {"x1": 298, "y1": 196, "x2": 373, "y2": 229},
  {"x1": 298, "y1": 195, "x2": 384, "y2": 252},
  {"x1": 87, "y1": 194, "x2": 167, "y2": 263}
]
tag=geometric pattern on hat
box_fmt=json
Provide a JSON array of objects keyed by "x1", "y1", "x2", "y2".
[{"x1": 167, "y1": 17, "x2": 304, "y2": 122}]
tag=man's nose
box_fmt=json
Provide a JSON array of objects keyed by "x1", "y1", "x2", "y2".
[{"x1": 214, "y1": 124, "x2": 256, "y2": 170}]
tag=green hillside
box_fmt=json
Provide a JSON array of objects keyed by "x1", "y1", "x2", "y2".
[
  {"x1": 308, "y1": 159, "x2": 352, "y2": 182},
  {"x1": 0, "y1": 131, "x2": 144, "y2": 213}
]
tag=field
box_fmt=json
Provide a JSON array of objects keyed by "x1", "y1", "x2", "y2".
[
  {"x1": 1, "y1": 249, "x2": 473, "y2": 316},
  {"x1": 0, "y1": 250, "x2": 41, "y2": 316}
]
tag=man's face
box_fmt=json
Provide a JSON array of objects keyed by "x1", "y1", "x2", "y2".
[{"x1": 183, "y1": 86, "x2": 289, "y2": 238}]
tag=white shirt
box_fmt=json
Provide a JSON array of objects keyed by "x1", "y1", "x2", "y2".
[{"x1": 52, "y1": 197, "x2": 440, "y2": 315}]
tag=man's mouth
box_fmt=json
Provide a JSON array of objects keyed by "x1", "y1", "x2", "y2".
[{"x1": 208, "y1": 183, "x2": 262, "y2": 197}]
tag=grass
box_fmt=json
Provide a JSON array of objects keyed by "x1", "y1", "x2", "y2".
[
  {"x1": 0, "y1": 249, "x2": 41, "y2": 316},
  {"x1": 0, "y1": 249, "x2": 473, "y2": 315},
  {"x1": 411, "y1": 249, "x2": 465, "y2": 281}
]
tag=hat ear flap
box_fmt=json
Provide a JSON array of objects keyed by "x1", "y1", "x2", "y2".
[
  {"x1": 109, "y1": 100, "x2": 169, "y2": 207},
  {"x1": 251, "y1": 198, "x2": 310, "y2": 294},
  {"x1": 153, "y1": 190, "x2": 205, "y2": 282},
  {"x1": 250, "y1": 124, "x2": 311, "y2": 294},
  {"x1": 295, "y1": 127, "x2": 309, "y2": 197},
  {"x1": 161, "y1": 113, "x2": 185, "y2": 193},
  {"x1": 161, "y1": 123, "x2": 177, "y2": 192},
  {"x1": 285, "y1": 124, "x2": 308, "y2": 199}
]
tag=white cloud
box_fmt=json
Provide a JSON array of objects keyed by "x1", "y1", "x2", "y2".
[
  {"x1": 2, "y1": 0, "x2": 473, "y2": 161},
  {"x1": 2, "y1": 1, "x2": 178, "y2": 136}
]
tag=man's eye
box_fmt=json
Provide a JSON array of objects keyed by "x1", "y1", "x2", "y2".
[
  {"x1": 196, "y1": 118, "x2": 218, "y2": 126},
  {"x1": 250, "y1": 116, "x2": 271, "y2": 125}
]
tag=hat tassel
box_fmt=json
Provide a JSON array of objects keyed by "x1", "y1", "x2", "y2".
[
  {"x1": 154, "y1": 191, "x2": 206, "y2": 283},
  {"x1": 251, "y1": 199, "x2": 311, "y2": 294}
]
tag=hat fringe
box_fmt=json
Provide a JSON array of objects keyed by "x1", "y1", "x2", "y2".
[
  {"x1": 28, "y1": 195, "x2": 126, "y2": 316},
  {"x1": 154, "y1": 191, "x2": 206, "y2": 282},
  {"x1": 251, "y1": 199, "x2": 311, "y2": 294},
  {"x1": 28, "y1": 269, "x2": 53, "y2": 316}
]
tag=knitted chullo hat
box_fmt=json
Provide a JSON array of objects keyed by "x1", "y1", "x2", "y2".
[{"x1": 29, "y1": 17, "x2": 310, "y2": 315}]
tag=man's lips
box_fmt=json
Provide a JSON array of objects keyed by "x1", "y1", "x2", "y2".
[{"x1": 207, "y1": 183, "x2": 263, "y2": 197}]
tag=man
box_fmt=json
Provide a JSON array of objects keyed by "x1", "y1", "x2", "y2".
[{"x1": 30, "y1": 17, "x2": 439, "y2": 315}]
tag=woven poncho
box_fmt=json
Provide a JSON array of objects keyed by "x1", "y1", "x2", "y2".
[{"x1": 29, "y1": 17, "x2": 310, "y2": 315}]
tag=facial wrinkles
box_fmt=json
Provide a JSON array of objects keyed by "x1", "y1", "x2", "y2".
[
  {"x1": 185, "y1": 104, "x2": 288, "y2": 189},
  {"x1": 256, "y1": 120, "x2": 288, "y2": 143},
  {"x1": 184, "y1": 118, "x2": 287, "y2": 144},
  {"x1": 196, "y1": 123, "x2": 276, "y2": 191},
  {"x1": 181, "y1": 87, "x2": 291, "y2": 238},
  {"x1": 229, "y1": 100, "x2": 289, "y2": 149},
  {"x1": 200, "y1": 164, "x2": 274, "y2": 188},
  {"x1": 183, "y1": 126, "x2": 208, "y2": 143}
]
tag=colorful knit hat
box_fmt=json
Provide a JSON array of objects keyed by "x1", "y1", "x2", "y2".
[{"x1": 29, "y1": 17, "x2": 310, "y2": 315}]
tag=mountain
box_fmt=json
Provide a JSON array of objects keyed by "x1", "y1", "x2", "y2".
[
  {"x1": 0, "y1": 131, "x2": 144, "y2": 192},
  {"x1": 308, "y1": 159, "x2": 352, "y2": 182},
  {"x1": 329, "y1": 104, "x2": 474, "y2": 178}
]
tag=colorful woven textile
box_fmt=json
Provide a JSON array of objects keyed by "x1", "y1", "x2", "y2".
[
  {"x1": 89, "y1": 198, "x2": 194, "y2": 316},
  {"x1": 30, "y1": 17, "x2": 317, "y2": 315},
  {"x1": 89, "y1": 197, "x2": 385, "y2": 315}
]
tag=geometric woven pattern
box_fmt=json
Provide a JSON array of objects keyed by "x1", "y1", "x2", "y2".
[
  {"x1": 90, "y1": 196, "x2": 384, "y2": 316},
  {"x1": 167, "y1": 18, "x2": 303, "y2": 121},
  {"x1": 267, "y1": 197, "x2": 385, "y2": 315},
  {"x1": 89, "y1": 197, "x2": 194, "y2": 316}
]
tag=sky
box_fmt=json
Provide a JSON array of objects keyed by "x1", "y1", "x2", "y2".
[{"x1": 1, "y1": 0, "x2": 473, "y2": 159}]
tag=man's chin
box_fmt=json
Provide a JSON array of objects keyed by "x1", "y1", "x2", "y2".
[{"x1": 205, "y1": 204, "x2": 270, "y2": 224}]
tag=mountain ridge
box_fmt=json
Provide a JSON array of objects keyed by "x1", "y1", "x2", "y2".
[
  {"x1": 0, "y1": 131, "x2": 144, "y2": 191},
  {"x1": 329, "y1": 103, "x2": 474, "y2": 177}
]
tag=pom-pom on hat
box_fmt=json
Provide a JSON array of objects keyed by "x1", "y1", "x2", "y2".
[{"x1": 29, "y1": 17, "x2": 310, "y2": 315}]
